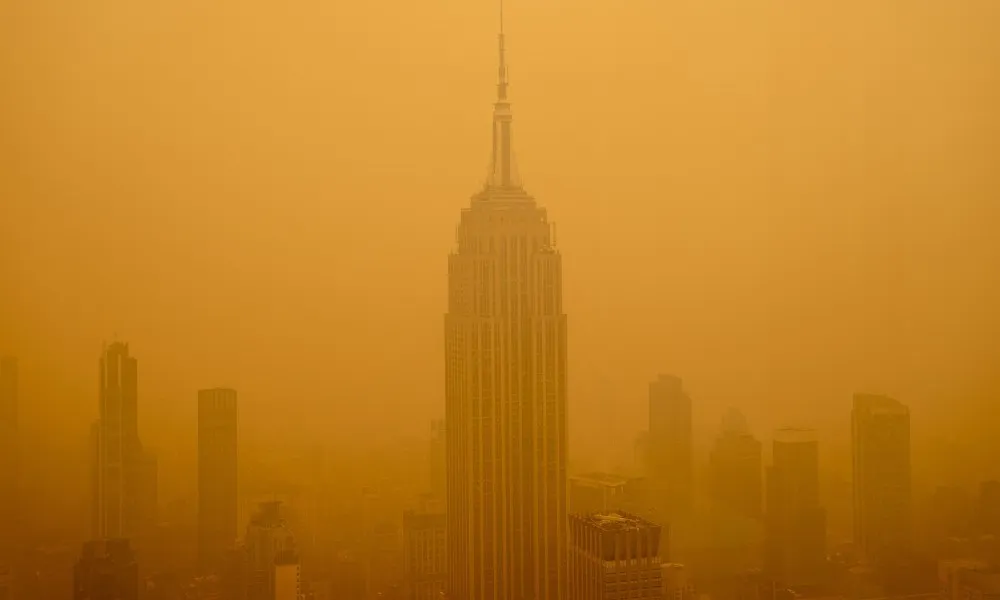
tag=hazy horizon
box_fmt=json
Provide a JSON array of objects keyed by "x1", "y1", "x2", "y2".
[{"x1": 3, "y1": 0, "x2": 999, "y2": 516}]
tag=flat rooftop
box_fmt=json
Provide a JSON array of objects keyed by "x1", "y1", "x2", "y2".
[
  {"x1": 774, "y1": 427, "x2": 817, "y2": 444},
  {"x1": 578, "y1": 511, "x2": 657, "y2": 532},
  {"x1": 570, "y1": 472, "x2": 630, "y2": 488}
]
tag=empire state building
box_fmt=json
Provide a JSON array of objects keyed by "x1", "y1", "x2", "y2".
[{"x1": 444, "y1": 19, "x2": 568, "y2": 600}]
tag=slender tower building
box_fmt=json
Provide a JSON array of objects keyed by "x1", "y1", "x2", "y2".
[
  {"x1": 92, "y1": 342, "x2": 157, "y2": 541},
  {"x1": 648, "y1": 375, "x2": 693, "y2": 516},
  {"x1": 852, "y1": 393, "x2": 911, "y2": 563},
  {"x1": 94, "y1": 342, "x2": 140, "y2": 539},
  {"x1": 198, "y1": 388, "x2": 239, "y2": 575},
  {"x1": 444, "y1": 7, "x2": 568, "y2": 600}
]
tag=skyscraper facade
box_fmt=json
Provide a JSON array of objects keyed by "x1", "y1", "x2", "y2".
[
  {"x1": 648, "y1": 375, "x2": 693, "y2": 516},
  {"x1": 198, "y1": 388, "x2": 239, "y2": 575},
  {"x1": 93, "y1": 342, "x2": 156, "y2": 541},
  {"x1": 764, "y1": 428, "x2": 827, "y2": 587},
  {"x1": 444, "y1": 21, "x2": 568, "y2": 600},
  {"x1": 852, "y1": 394, "x2": 911, "y2": 563}
]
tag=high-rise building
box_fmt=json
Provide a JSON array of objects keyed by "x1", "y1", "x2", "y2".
[
  {"x1": 764, "y1": 428, "x2": 826, "y2": 587},
  {"x1": 444, "y1": 15, "x2": 567, "y2": 600},
  {"x1": 92, "y1": 342, "x2": 156, "y2": 540},
  {"x1": 0, "y1": 357, "x2": 18, "y2": 563},
  {"x1": 73, "y1": 539, "x2": 139, "y2": 600},
  {"x1": 648, "y1": 375, "x2": 693, "y2": 516},
  {"x1": 569, "y1": 512, "x2": 664, "y2": 600},
  {"x1": 852, "y1": 394, "x2": 911, "y2": 563},
  {"x1": 245, "y1": 501, "x2": 297, "y2": 600},
  {"x1": 709, "y1": 409, "x2": 763, "y2": 520},
  {"x1": 198, "y1": 388, "x2": 239, "y2": 575},
  {"x1": 403, "y1": 506, "x2": 446, "y2": 600}
]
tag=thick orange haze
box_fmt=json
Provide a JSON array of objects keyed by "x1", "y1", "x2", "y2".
[{"x1": 1, "y1": 0, "x2": 998, "y2": 513}]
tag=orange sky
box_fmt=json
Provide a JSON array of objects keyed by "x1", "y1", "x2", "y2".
[{"x1": 1, "y1": 0, "x2": 998, "y2": 486}]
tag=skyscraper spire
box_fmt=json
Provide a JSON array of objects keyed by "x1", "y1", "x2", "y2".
[
  {"x1": 487, "y1": 0, "x2": 519, "y2": 190},
  {"x1": 497, "y1": 0, "x2": 507, "y2": 102}
]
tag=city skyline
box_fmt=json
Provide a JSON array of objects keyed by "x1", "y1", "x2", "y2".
[
  {"x1": 1, "y1": 2, "x2": 999, "y2": 600},
  {"x1": 2, "y1": 2, "x2": 997, "y2": 456}
]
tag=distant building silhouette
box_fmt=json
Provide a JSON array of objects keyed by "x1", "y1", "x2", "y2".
[
  {"x1": 764, "y1": 428, "x2": 826, "y2": 587},
  {"x1": 91, "y1": 342, "x2": 157, "y2": 541},
  {"x1": 73, "y1": 539, "x2": 139, "y2": 600},
  {"x1": 648, "y1": 375, "x2": 694, "y2": 516},
  {"x1": 0, "y1": 563, "x2": 11, "y2": 600},
  {"x1": 927, "y1": 485, "x2": 973, "y2": 546},
  {"x1": 245, "y1": 501, "x2": 298, "y2": 600},
  {"x1": 198, "y1": 388, "x2": 239, "y2": 575},
  {"x1": 977, "y1": 480, "x2": 1000, "y2": 537},
  {"x1": 569, "y1": 473, "x2": 631, "y2": 514},
  {"x1": 710, "y1": 409, "x2": 763, "y2": 520},
  {"x1": 21, "y1": 543, "x2": 76, "y2": 600},
  {"x1": 852, "y1": 394, "x2": 911, "y2": 563},
  {"x1": 941, "y1": 563, "x2": 1000, "y2": 600},
  {"x1": 361, "y1": 486, "x2": 403, "y2": 599},
  {"x1": 569, "y1": 512, "x2": 664, "y2": 599},
  {"x1": 661, "y1": 563, "x2": 695, "y2": 600},
  {"x1": 0, "y1": 357, "x2": 17, "y2": 564},
  {"x1": 444, "y1": 14, "x2": 568, "y2": 600},
  {"x1": 221, "y1": 543, "x2": 249, "y2": 600},
  {"x1": 0, "y1": 357, "x2": 15, "y2": 431},
  {"x1": 403, "y1": 504, "x2": 446, "y2": 600}
]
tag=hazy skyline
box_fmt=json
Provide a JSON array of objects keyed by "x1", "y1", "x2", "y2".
[{"x1": 2, "y1": 0, "x2": 999, "y2": 511}]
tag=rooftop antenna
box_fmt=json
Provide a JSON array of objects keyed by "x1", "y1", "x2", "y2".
[
  {"x1": 485, "y1": 0, "x2": 520, "y2": 190},
  {"x1": 497, "y1": 0, "x2": 508, "y2": 102}
]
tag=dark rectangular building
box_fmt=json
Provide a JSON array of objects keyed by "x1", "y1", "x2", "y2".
[
  {"x1": 0, "y1": 357, "x2": 17, "y2": 563},
  {"x1": 73, "y1": 539, "x2": 139, "y2": 600},
  {"x1": 648, "y1": 375, "x2": 693, "y2": 515},
  {"x1": 198, "y1": 388, "x2": 239, "y2": 575},
  {"x1": 764, "y1": 428, "x2": 826, "y2": 587},
  {"x1": 852, "y1": 394, "x2": 911, "y2": 563}
]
